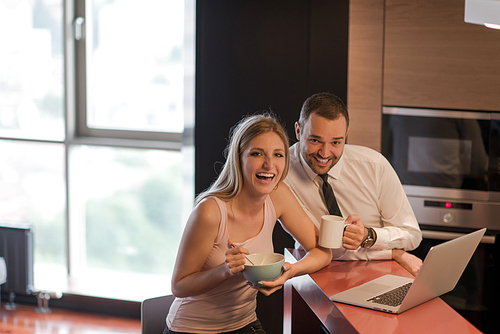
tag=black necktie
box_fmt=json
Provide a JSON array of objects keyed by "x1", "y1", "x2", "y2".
[{"x1": 320, "y1": 174, "x2": 342, "y2": 216}]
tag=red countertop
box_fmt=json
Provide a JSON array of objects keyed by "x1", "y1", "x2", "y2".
[{"x1": 284, "y1": 248, "x2": 481, "y2": 334}]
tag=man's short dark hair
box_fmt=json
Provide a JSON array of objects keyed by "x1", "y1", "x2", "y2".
[{"x1": 298, "y1": 92, "x2": 349, "y2": 129}]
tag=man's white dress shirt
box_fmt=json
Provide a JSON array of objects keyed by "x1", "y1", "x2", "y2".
[{"x1": 284, "y1": 143, "x2": 422, "y2": 260}]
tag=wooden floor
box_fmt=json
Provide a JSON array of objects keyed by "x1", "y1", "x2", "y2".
[{"x1": 0, "y1": 302, "x2": 141, "y2": 334}]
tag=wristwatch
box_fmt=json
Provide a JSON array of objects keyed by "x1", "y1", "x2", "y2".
[{"x1": 361, "y1": 227, "x2": 376, "y2": 248}]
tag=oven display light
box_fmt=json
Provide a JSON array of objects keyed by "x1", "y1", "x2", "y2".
[{"x1": 424, "y1": 200, "x2": 473, "y2": 210}]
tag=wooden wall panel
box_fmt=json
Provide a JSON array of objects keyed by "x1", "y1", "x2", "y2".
[
  {"x1": 383, "y1": 0, "x2": 500, "y2": 112},
  {"x1": 347, "y1": 0, "x2": 385, "y2": 152}
]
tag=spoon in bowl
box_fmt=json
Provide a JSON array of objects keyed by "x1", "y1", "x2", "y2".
[{"x1": 244, "y1": 255, "x2": 255, "y2": 266}]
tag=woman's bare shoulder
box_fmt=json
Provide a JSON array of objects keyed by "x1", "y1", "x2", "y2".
[
  {"x1": 189, "y1": 197, "x2": 223, "y2": 229},
  {"x1": 269, "y1": 183, "x2": 295, "y2": 215}
]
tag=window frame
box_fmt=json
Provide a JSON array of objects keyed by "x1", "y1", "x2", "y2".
[
  {"x1": 70, "y1": 0, "x2": 185, "y2": 147},
  {"x1": 64, "y1": 0, "x2": 193, "y2": 277},
  {"x1": 0, "y1": 0, "x2": 193, "y2": 302}
]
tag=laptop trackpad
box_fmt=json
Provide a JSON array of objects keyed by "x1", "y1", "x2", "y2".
[{"x1": 358, "y1": 283, "x2": 392, "y2": 294}]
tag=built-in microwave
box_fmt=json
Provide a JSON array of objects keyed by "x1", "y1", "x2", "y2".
[{"x1": 381, "y1": 107, "x2": 500, "y2": 232}]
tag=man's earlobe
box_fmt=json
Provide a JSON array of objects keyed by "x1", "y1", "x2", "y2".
[{"x1": 294, "y1": 122, "x2": 301, "y2": 140}]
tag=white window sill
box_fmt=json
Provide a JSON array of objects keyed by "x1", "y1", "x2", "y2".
[{"x1": 34, "y1": 263, "x2": 171, "y2": 302}]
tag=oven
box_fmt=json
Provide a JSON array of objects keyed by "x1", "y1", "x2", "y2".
[{"x1": 382, "y1": 107, "x2": 500, "y2": 333}]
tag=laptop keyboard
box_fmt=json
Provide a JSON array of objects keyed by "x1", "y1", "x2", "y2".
[{"x1": 367, "y1": 282, "x2": 413, "y2": 307}]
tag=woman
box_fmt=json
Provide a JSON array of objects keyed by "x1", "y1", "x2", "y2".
[{"x1": 166, "y1": 113, "x2": 331, "y2": 334}]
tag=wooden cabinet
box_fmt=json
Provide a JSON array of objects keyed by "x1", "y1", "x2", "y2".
[
  {"x1": 383, "y1": 0, "x2": 500, "y2": 112},
  {"x1": 347, "y1": 0, "x2": 500, "y2": 151},
  {"x1": 347, "y1": 0, "x2": 385, "y2": 151}
]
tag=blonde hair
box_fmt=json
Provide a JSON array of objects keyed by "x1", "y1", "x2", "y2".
[{"x1": 195, "y1": 112, "x2": 289, "y2": 205}]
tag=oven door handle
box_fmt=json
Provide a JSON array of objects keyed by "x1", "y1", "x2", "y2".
[{"x1": 422, "y1": 230, "x2": 496, "y2": 244}]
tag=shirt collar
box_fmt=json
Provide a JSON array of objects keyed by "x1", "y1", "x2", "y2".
[{"x1": 298, "y1": 149, "x2": 345, "y2": 181}]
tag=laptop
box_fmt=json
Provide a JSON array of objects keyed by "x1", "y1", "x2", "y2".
[{"x1": 329, "y1": 228, "x2": 486, "y2": 314}]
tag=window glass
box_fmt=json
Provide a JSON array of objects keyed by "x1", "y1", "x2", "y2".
[
  {"x1": 0, "y1": 0, "x2": 64, "y2": 141},
  {"x1": 68, "y1": 145, "x2": 189, "y2": 298},
  {"x1": 0, "y1": 0, "x2": 194, "y2": 301},
  {"x1": 0, "y1": 140, "x2": 66, "y2": 283},
  {"x1": 86, "y1": 0, "x2": 185, "y2": 133}
]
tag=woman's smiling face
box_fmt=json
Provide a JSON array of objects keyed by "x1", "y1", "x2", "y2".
[{"x1": 240, "y1": 131, "x2": 286, "y2": 196}]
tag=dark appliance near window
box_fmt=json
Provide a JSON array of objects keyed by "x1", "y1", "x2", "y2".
[
  {"x1": 382, "y1": 107, "x2": 500, "y2": 334},
  {"x1": 0, "y1": 222, "x2": 34, "y2": 307}
]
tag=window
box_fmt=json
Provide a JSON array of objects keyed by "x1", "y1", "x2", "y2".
[
  {"x1": 0, "y1": 0, "x2": 194, "y2": 301},
  {"x1": 0, "y1": 0, "x2": 65, "y2": 142}
]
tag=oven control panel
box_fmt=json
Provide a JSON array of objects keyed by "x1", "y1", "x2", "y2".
[
  {"x1": 422, "y1": 200, "x2": 472, "y2": 224},
  {"x1": 408, "y1": 197, "x2": 500, "y2": 231},
  {"x1": 424, "y1": 200, "x2": 473, "y2": 210}
]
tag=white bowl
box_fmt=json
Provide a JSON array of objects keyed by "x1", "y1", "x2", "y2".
[{"x1": 242, "y1": 253, "x2": 285, "y2": 284}]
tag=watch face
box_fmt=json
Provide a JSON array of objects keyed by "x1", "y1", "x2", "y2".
[
  {"x1": 363, "y1": 238, "x2": 375, "y2": 248},
  {"x1": 362, "y1": 228, "x2": 375, "y2": 248}
]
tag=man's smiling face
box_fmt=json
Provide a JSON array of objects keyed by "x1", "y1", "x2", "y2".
[{"x1": 295, "y1": 112, "x2": 348, "y2": 175}]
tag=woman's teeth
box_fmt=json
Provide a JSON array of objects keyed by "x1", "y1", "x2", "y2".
[{"x1": 256, "y1": 172, "x2": 274, "y2": 180}]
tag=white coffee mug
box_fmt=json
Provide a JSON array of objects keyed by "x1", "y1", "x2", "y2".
[{"x1": 318, "y1": 215, "x2": 345, "y2": 249}]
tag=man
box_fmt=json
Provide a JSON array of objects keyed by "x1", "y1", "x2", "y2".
[{"x1": 284, "y1": 92, "x2": 423, "y2": 275}]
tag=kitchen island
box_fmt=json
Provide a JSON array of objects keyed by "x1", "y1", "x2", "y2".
[{"x1": 283, "y1": 248, "x2": 481, "y2": 334}]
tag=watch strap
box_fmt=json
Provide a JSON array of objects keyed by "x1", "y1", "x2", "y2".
[{"x1": 362, "y1": 227, "x2": 375, "y2": 248}]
